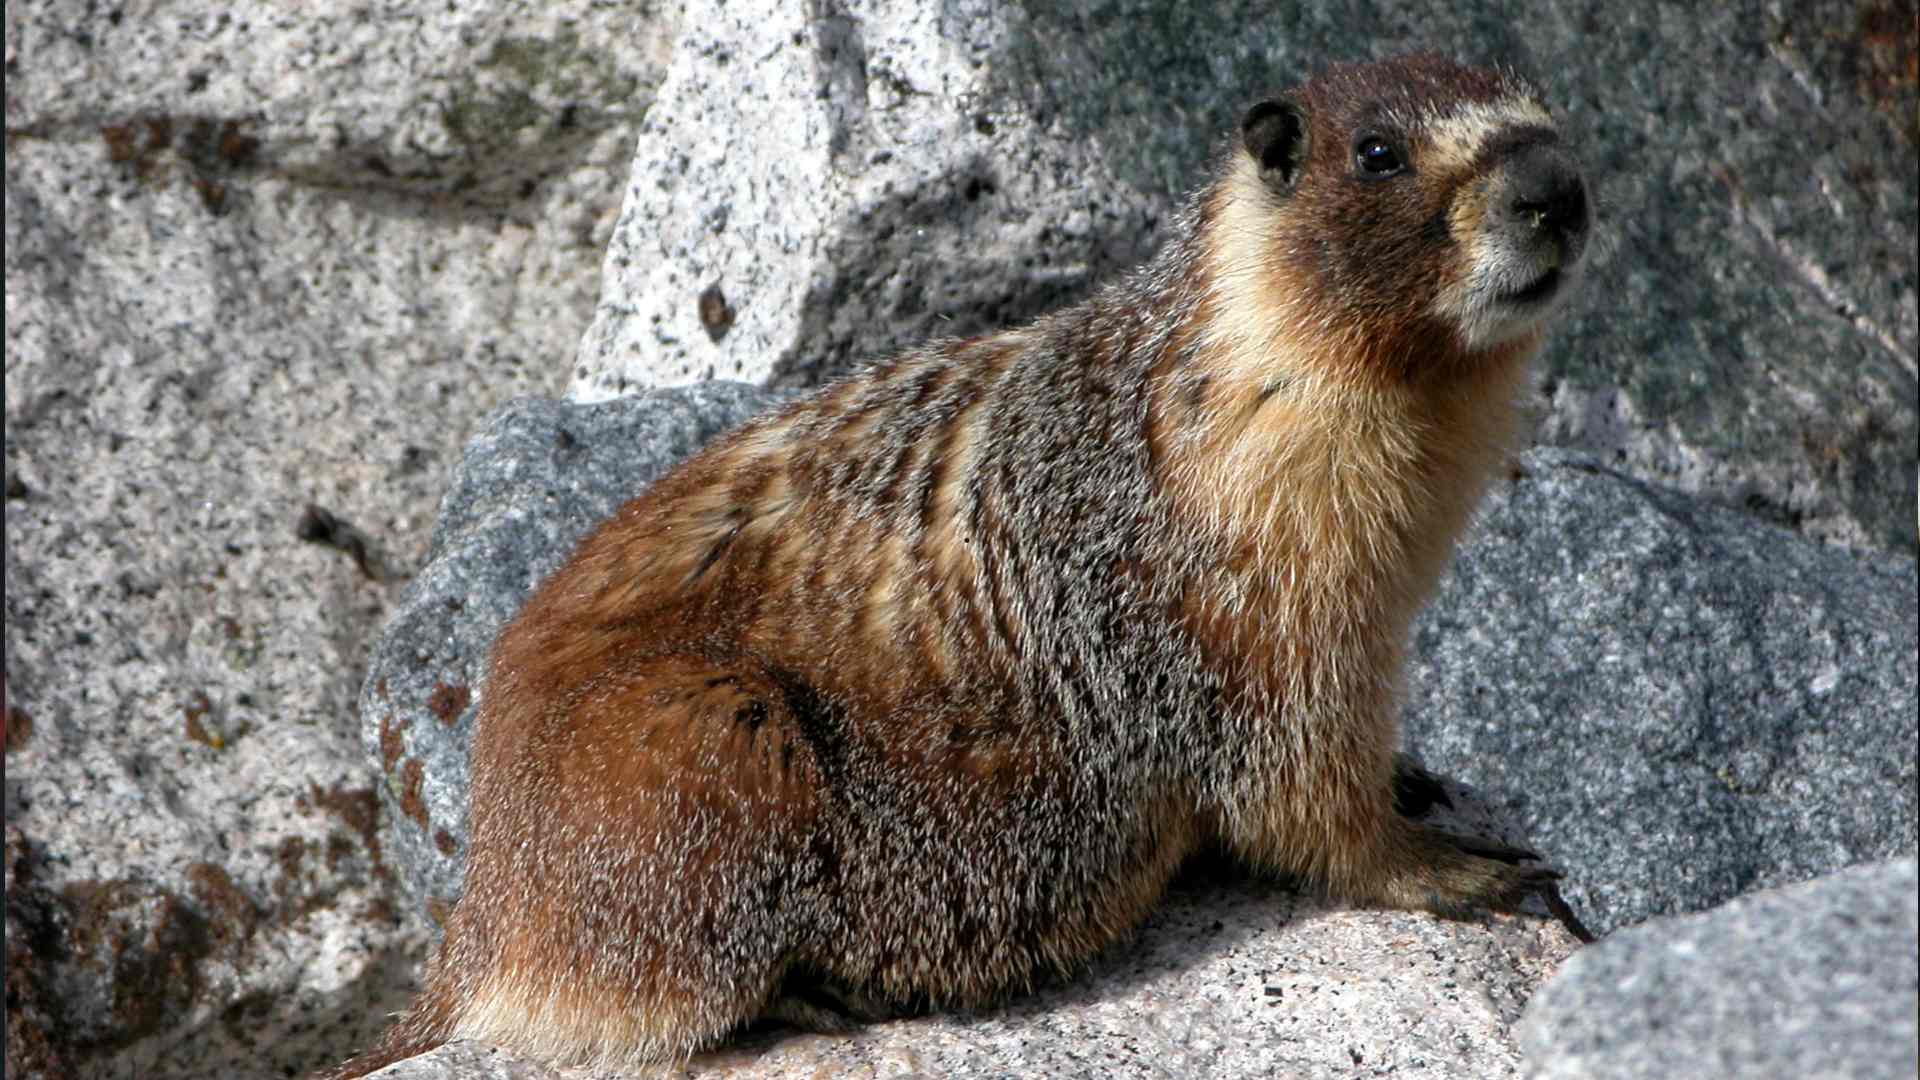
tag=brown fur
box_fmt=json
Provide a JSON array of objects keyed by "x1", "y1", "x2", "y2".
[{"x1": 322, "y1": 53, "x2": 1589, "y2": 1077}]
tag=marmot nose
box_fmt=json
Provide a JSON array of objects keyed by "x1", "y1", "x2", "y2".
[{"x1": 1505, "y1": 145, "x2": 1588, "y2": 259}]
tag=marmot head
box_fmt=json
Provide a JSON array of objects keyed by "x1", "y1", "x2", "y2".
[{"x1": 1232, "y1": 53, "x2": 1589, "y2": 363}]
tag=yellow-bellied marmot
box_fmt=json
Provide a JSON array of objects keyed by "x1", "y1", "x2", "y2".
[{"x1": 324, "y1": 51, "x2": 1590, "y2": 1077}]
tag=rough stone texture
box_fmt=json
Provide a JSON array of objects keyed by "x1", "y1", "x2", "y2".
[
  {"x1": 6, "y1": 3, "x2": 671, "y2": 205},
  {"x1": 574, "y1": 0, "x2": 1918, "y2": 553},
  {"x1": 3, "y1": 3, "x2": 678, "y2": 1078},
  {"x1": 1403, "y1": 449, "x2": 1920, "y2": 938},
  {"x1": 361, "y1": 867, "x2": 1577, "y2": 1079},
  {"x1": 1518, "y1": 858, "x2": 1920, "y2": 1080},
  {"x1": 571, "y1": 0, "x2": 1162, "y2": 396}
]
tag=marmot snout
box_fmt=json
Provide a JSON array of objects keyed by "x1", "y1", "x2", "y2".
[
  {"x1": 1457, "y1": 138, "x2": 1587, "y2": 346},
  {"x1": 323, "y1": 52, "x2": 1591, "y2": 1078}
]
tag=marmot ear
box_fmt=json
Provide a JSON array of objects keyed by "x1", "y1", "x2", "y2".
[{"x1": 1242, "y1": 99, "x2": 1308, "y2": 192}]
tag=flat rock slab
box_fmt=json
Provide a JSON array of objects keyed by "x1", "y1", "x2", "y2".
[
  {"x1": 1519, "y1": 858, "x2": 1920, "y2": 1080},
  {"x1": 361, "y1": 873, "x2": 1577, "y2": 1079}
]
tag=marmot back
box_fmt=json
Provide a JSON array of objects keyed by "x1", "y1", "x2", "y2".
[{"x1": 322, "y1": 52, "x2": 1590, "y2": 1078}]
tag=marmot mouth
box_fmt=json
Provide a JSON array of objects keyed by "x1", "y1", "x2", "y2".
[{"x1": 1503, "y1": 268, "x2": 1563, "y2": 306}]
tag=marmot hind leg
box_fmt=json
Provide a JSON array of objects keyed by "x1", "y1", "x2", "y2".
[{"x1": 443, "y1": 653, "x2": 846, "y2": 1064}]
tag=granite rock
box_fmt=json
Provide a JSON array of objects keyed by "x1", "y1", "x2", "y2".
[
  {"x1": 5, "y1": 1, "x2": 672, "y2": 204},
  {"x1": 1518, "y1": 858, "x2": 1920, "y2": 1080},
  {"x1": 358, "y1": 861, "x2": 1578, "y2": 1079},
  {"x1": 1403, "y1": 450, "x2": 1920, "y2": 937},
  {"x1": 3, "y1": 3, "x2": 678, "y2": 1077},
  {"x1": 574, "y1": 0, "x2": 1917, "y2": 552}
]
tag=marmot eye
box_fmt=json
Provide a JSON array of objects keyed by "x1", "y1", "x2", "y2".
[{"x1": 1355, "y1": 137, "x2": 1404, "y2": 176}]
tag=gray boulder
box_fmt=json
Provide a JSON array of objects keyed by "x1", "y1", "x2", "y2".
[
  {"x1": 1518, "y1": 858, "x2": 1920, "y2": 1080},
  {"x1": 3, "y1": 3, "x2": 677, "y2": 1077},
  {"x1": 1404, "y1": 450, "x2": 1920, "y2": 937},
  {"x1": 358, "y1": 831, "x2": 1578, "y2": 1079}
]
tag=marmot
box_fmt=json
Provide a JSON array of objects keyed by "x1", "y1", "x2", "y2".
[{"x1": 325, "y1": 52, "x2": 1590, "y2": 1077}]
